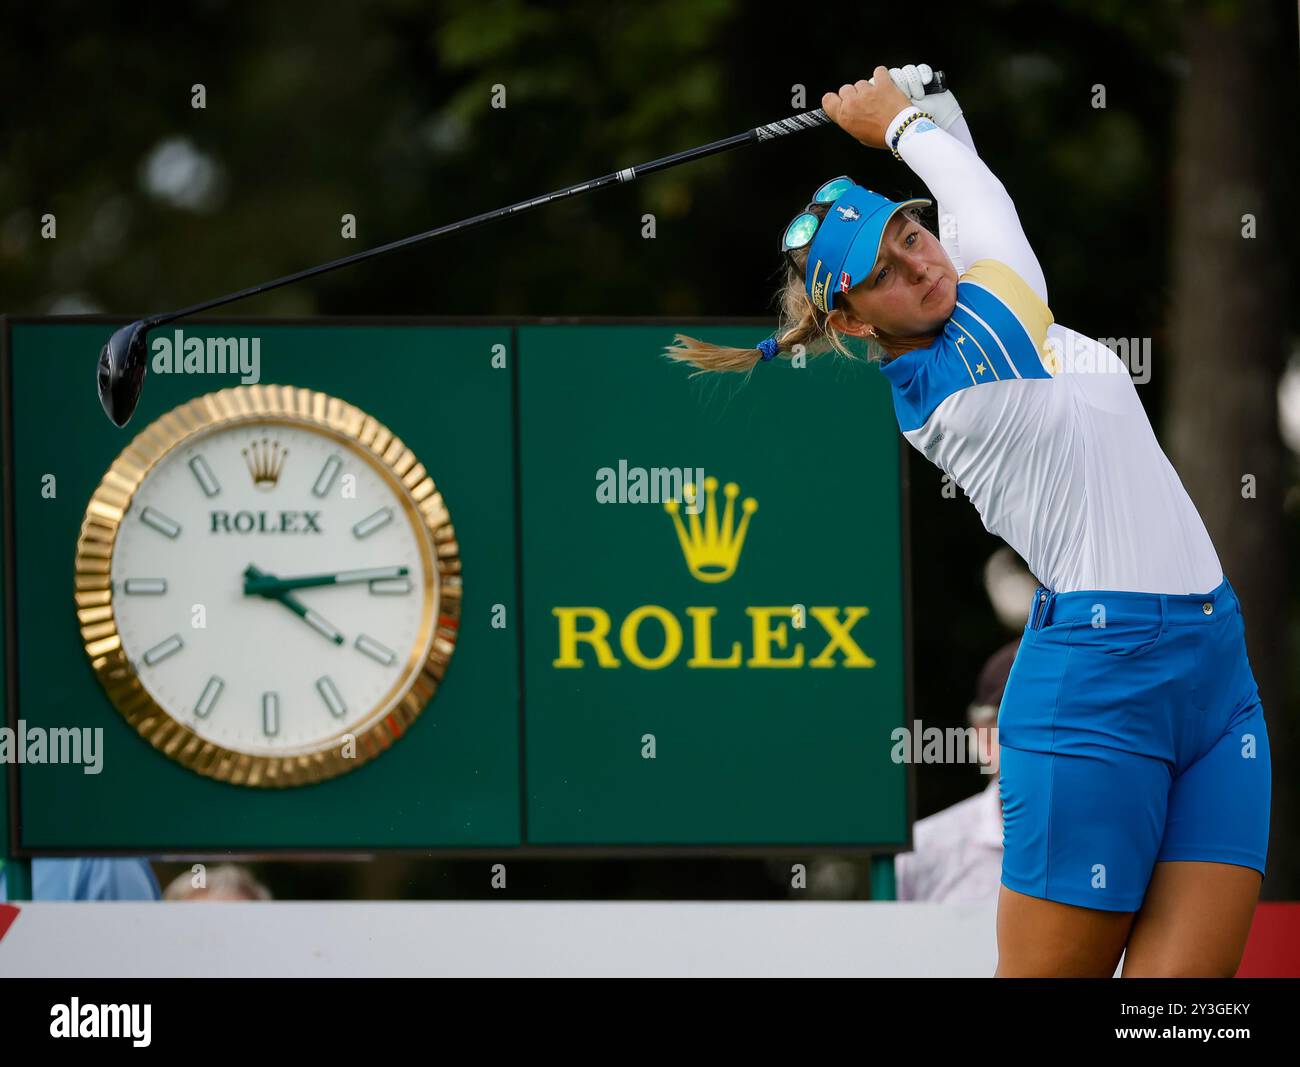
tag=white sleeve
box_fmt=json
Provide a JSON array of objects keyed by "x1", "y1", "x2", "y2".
[
  {"x1": 944, "y1": 113, "x2": 977, "y2": 154},
  {"x1": 886, "y1": 105, "x2": 1048, "y2": 305},
  {"x1": 929, "y1": 113, "x2": 975, "y2": 274}
]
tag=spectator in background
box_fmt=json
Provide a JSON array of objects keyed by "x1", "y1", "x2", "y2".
[
  {"x1": 163, "y1": 863, "x2": 271, "y2": 901},
  {"x1": 0, "y1": 858, "x2": 160, "y2": 902},
  {"x1": 895, "y1": 639, "x2": 1019, "y2": 902}
]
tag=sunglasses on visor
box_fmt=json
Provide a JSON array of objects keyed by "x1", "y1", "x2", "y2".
[{"x1": 778, "y1": 175, "x2": 856, "y2": 255}]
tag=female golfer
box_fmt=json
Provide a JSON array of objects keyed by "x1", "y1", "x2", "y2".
[{"x1": 665, "y1": 65, "x2": 1271, "y2": 978}]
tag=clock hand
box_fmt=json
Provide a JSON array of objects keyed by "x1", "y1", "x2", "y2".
[
  {"x1": 243, "y1": 565, "x2": 345, "y2": 645},
  {"x1": 243, "y1": 565, "x2": 410, "y2": 596}
]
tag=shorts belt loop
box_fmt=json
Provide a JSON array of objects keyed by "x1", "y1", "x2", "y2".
[
  {"x1": 1030, "y1": 586, "x2": 1053, "y2": 630},
  {"x1": 1030, "y1": 587, "x2": 1047, "y2": 629},
  {"x1": 1224, "y1": 575, "x2": 1240, "y2": 613},
  {"x1": 1159, "y1": 593, "x2": 1168, "y2": 632}
]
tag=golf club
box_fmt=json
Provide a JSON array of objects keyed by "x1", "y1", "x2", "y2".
[{"x1": 96, "y1": 70, "x2": 947, "y2": 428}]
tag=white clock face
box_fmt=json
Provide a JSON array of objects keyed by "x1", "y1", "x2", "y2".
[{"x1": 108, "y1": 418, "x2": 437, "y2": 757}]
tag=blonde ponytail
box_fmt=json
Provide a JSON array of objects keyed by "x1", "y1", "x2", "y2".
[{"x1": 661, "y1": 258, "x2": 859, "y2": 378}]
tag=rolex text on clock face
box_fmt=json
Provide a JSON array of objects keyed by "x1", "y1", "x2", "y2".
[{"x1": 107, "y1": 417, "x2": 438, "y2": 758}]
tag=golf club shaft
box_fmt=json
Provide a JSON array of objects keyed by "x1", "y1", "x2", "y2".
[
  {"x1": 150, "y1": 72, "x2": 946, "y2": 327},
  {"x1": 148, "y1": 113, "x2": 835, "y2": 327}
]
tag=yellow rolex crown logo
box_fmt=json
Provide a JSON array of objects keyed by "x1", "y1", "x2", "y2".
[
  {"x1": 663, "y1": 475, "x2": 757, "y2": 584},
  {"x1": 242, "y1": 437, "x2": 287, "y2": 490}
]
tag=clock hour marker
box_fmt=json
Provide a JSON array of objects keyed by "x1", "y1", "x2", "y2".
[
  {"x1": 262, "y1": 692, "x2": 280, "y2": 736},
  {"x1": 369, "y1": 577, "x2": 413, "y2": 595},
  {"x1": 140, "y1": 506, "x2": 181, "y2": 539},
  {"x1": 312, "y1": 455, "x2": 343, "y2": 497},
  {"x1": 355, "y1": 634, "x2": 396, "y2": 666},
  {"x1": 142, "y1": 634, "x2": 184, "y2": 666},
  {"x1": 352, "y1": 508, "x2": 393, "y2": 539},
  {"x1": 123, "y1": 578, "x2": 167, "y2": 595},
  {"x1": 195, "y1": 675, "x2": 225, "y2": 719},
  {"x1": 316, "y1": 676, "x2": 347, "y2": 718},
  {"x1": 188, "y1": 455, "x2": 221, "y2": 497}
]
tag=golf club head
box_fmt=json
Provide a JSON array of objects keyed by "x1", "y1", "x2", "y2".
[{"x1": 97, "y1": 320, "x2": 151, "y2": 427}]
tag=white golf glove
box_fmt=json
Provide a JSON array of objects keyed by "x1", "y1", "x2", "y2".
[{"x1": 886, "y1": 63, "x2": 964, "y2": 131}]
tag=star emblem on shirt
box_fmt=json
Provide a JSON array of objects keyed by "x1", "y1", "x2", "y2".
[
  {"x1": 975, "y1": 362, "x2": 986, "y2": 376},
  {"x1": 956, "y1": 335, "x2": 966, "y2": 346}
]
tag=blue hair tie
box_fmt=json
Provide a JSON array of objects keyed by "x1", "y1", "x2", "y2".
[{"x1": 757, "y1": 336, "x2": 780, "y2": 362}]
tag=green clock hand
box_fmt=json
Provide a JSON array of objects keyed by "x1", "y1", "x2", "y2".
[
  {"x1": 243, "y1": 565, "x2": 344, "y2": 645},
  {"x1": 243, "y1": 565, "x2": 409, "y2": 596}
]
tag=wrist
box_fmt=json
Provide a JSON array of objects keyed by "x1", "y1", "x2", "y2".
[
  {"x1": 889, "y1": 108, "x2": 938, "y2": 161},
  {"x1": 884, "y1": 105, "x2": 922, "y2": 147}
]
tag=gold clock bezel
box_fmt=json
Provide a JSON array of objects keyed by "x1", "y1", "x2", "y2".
[{"x1": 73, "y1": 384, "x2": 462, "y2": 788}]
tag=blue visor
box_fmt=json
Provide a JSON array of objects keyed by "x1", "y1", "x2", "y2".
[{"x1": 804, "y1": 184, "x2": 932, "y2": 313}]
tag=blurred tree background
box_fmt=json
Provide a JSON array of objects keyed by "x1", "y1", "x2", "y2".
[{"x1": 3, "y1": 0, "x2": 1297, "y2": 901}]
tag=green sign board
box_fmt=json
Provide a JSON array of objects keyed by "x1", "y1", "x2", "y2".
[{"x1": 1, "y1": 318, "x2": 910, "y2": 855}]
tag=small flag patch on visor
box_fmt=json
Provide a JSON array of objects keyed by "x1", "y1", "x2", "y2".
[{"x1": 839, "y1": 271, "x2": 852, "y2": 292}]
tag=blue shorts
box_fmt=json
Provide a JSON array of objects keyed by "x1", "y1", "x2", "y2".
[{"x1": 997, "y1": 575, "x2": 1271, "y2": 912}]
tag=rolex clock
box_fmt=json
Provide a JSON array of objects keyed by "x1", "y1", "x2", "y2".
[{"x1": 74, "y1": 385, "x2": 461, "y2": 787}]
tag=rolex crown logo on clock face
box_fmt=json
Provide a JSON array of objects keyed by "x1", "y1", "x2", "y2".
[{"x1": 74, "y1": 385, "x2": 462, "y2": 787}]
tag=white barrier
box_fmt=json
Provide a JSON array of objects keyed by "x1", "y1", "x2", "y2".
[{"x1": 0, "y1": 900, "x2": 1003, "y2": 977}]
